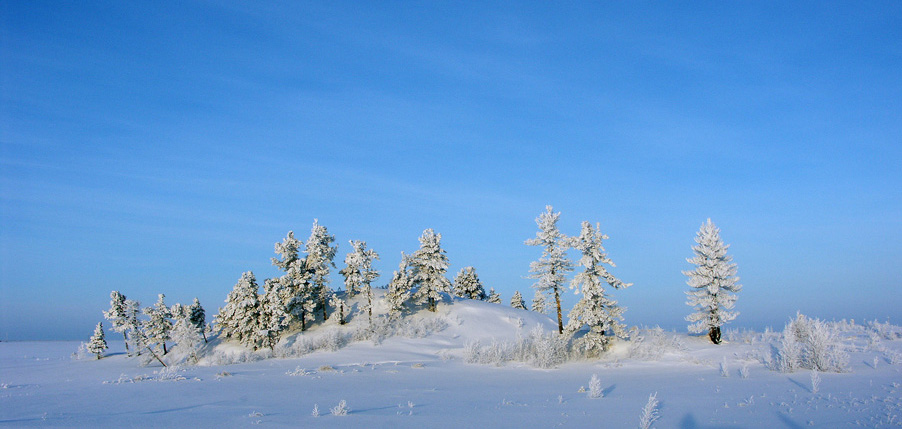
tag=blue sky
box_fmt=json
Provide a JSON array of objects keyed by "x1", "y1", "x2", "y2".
[{"x1": 2, "y1": 1, "x2": 900, "y2": 340}]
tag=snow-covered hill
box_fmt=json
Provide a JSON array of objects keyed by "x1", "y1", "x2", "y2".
[{"x1": 2, "y1": 297, "x2": 901, "y2": 427}]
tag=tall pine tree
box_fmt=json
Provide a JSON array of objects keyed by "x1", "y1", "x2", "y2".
[
  {"x1": 385, "y1": 253, "x2": 414, "y2": 317},
  {"x1": 143, "y1": 294, "x2": 173, "y2": 355},
  {"x1": 103, "y1": 291, "x2": 131, "y2": 354},
  {"x1": 564, "y1": 221, "x2": 632, "y2": 356},
  {"x1": 214, "y1": 271, "x2": 262, "y2": 349},
  {"x1": 526, "y1": 206, "x2": 573, "y2": 334},
  {"x1": 188, "y1": 298, "x2": 207, "y2": 343},
  {"x1": 272, "y1": 231, "x2": 316, "y2": 330},
  {"x1": 305, "y1": 220, "x2": 337, "y2": 321},
  {"x1": 410, "y1": 229, "x2": 451, "y2": 312},
  {"x1": 684, "y1": 219, "x2": 742, "y2": 344},
  {"x1": 339, "y1": 240, "x2": 380, "y2": 323}
]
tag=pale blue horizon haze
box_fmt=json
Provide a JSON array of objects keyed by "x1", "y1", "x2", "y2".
[{"x1": 1, "y1": 1, "x2": 900, "y2": 340}]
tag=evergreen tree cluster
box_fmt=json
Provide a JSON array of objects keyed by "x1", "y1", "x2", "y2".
[
  {"x1": 99, "y1": 290, "x2": 207, "y2": 363},
  {"x1": 213, "y1": 220, "x2": 381, "y2": 350},
  {"x1": 525, "y1": 206, "x2": 632, "y2": 353}
]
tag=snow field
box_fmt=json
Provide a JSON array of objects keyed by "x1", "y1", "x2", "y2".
[{"x1": 3, "y1": 298, "x2": 902, "y2": 427}]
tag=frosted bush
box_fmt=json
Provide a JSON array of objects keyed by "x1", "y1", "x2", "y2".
[
  {"x1": 318, "y1": 329, "x2": 349, "y2": 352},
  {"x1": 810, "y1": 369, "x2": 820, "y2": 394},
  {"x1": 463, "y1": 325, "x2": 569, "y2": 368},
  {"x1": 867, "y1": 320, "x2": 902, "y2": 340},
  {"x1": 719, "y1": 358, "x2": 729, "y2": 377},
  {"x1": 638, "y1": 392, "x2": 660, "y2": 429},
  {"x1": 587, "y1": 374, "x2": 602, "y2": 398},
  {"x1": 627, "y1": 327, "x2": 686, "y2": 360},
  {"x1": 71, "y1": 342, "x2": 91, "y2": 360},
  {"x1": 739, "y1": 364, "x2": 750, "y2": 379},
  {"x1": 776, "y1": 313, "x2": 848, "y2": 373},
  {"x1": 331, "y1": 400, "x2": 350, "y2": 416},
  {"x1": 311, "y1": 404, "x2": 319, "y2": 417}
]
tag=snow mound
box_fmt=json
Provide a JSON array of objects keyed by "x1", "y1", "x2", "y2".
[{"x1": 198, "y1": 290, "x2": 558, "y2": 366}]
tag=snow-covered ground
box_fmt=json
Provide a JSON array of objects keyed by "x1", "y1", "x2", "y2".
[{"x1": 2, "y1": 298, "x2": 901, "y2": 428}]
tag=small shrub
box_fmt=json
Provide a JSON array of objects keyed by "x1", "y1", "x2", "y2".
[
  {"x1": 331, "y1": 400, "x2": 349, "y2": 416},
  {"x1": 587, "y1": 374, "x2": 602, "y2": 398},
  {"x1": 638, "y1": 392, "x2": 660, "y2": 429}
]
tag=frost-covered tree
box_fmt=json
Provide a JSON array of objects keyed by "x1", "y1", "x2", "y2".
[
  {"x1": 526, "y1": 205, "x2": 573, "y2": 334},
  {"x1": 410, "y1": 229, "x2": 452, "y2": 312},
  {"x1": 88, "y1": 322, "x2": 108, "y2": 359},
  {"x1": 565, "y1": 221, "x2": 632, "y2": 355},
  {"x1": 103, "y1": 291, "x2": 131, "y2": 354},
  {"x1": 684, "y1": 219, "x2": 741, "y2": 344},
  {"x1": 305, "y1": 219, "x2": 338, "y2": 321},
  {"x1": 340, "y1": 240, "x2": 380, "y2": 324},
  {"x1": 170, "y1": 310, "x2": 204, "y2": 363},
  {"x1": 510, "y1": 290, "x2": 527, "y2": 310},
  {"x1": 385, "y1": 253, "x2": 414, "y2": 317},
  {"x1": 143, "y1": 294, "x2": 173, "y2": 355},
  {"x1": 188, "y1": 298, "x2": 207, "y2": 343},
  {"x1": 486, "y1": 288, "x2": 502, "y2": 304},
  {"x1": 272, "y1": 231, "x2": 316, "y2": 330},
  {"x1": 531, "y1": 289, "x2": 547, "y2": 314},
  {"x1": 123, "y1": 298, "x2": 143, "y2": 356},
  {"x1": 214, "y1": 271, "x2": 262, "y2": 349},
  {"x1": 329, "y1": 293, "x2": 348, "y2": 325},
  {"x1": 259, "y1": 278, "x2": 290, "y2": 350},
  {"x1": 453, "y1": 266, "x2": 486, "y2": 300}
]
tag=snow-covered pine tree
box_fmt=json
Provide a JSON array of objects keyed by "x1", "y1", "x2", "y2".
[
  {"x1": 510, "y1": 290, "x2": 527, "y2": 310},
  {"x1": 123, "y1": 298, "x2": 143, "y2": 356},
  {"x1": 564, "y1": 221, "x2": 632, "y2": 356},
  {"x1": 103, "y1": 291, "x2": 131, "y2": 354},
  {"x1": 531, "y1": 289, "x2": 547, "y2": 314},
  {"x1": 410, "y1": 229, "x2": 452, "y2": 312},
  {"x1": 486, "y1": 288, "x2": 502, "y2": 304},
  {"x1": 684, "y1": 219, "x2": 742, "y2": 344},
  {"x1": 385, "y1": 253, "x2": 414, "y2": 317},
  {"x1": 453, "y1": 266, "x2": 486, "y2": 300},
  {"x1": 88, "y1": 322, "x2": 108, "y2": 359},
  {"x1": 272, "y1": 231, "x2": 316, "y2": 330},
  {"x1": 214, "y1": 271, "x2": 263, "y2": 349},
  {"x1": 338, "y1": 240, "x2": 379, "y2": 298},
  {"x1": 526, "y1": 205, "x2": 573, "y2": 334},
  {"x1": 188, "y1": 298, "x2": 207, "y2": 343},
  {"x1": 349, "y1": 242, "x2": 380, "y2": 324},
  {"x1": 305, "y1": 219, "x2": 338, "y2": 321},
  {"x1": 259, "y1": 278, "x2": 290, "y2": 350},
  {"x1": 170, "y1": 309, "x2": 204, "y2": 363},
  {"x1": 143, "y1": 294, "x2": 173, "y2": 355}
]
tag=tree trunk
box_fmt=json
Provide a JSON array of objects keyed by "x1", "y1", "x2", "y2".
[
  {"x1": 162, "y1": 342, "x2": 168, "y2": 355},
  {"x1": 709, "y1": 326, "x2": 722, "y2": 344},
  {"x1": 554, "y1": 287, "x2": 563, "y2": 334},
  {"x1": 321, "y1": 297, "x2": 329, "y2": 321},
  {"x1": 123, "y1": 332, "x2": 130, "y2": 353}
]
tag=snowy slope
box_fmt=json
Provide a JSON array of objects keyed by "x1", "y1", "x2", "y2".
[{"x1": 2, "y1": 297, "x2": 901, "y2": 428}]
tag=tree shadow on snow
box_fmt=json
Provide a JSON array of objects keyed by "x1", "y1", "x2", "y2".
[
  {"x1": 776, "y1": 412, "x2": 805, "y2": 429},
  {"x1": 787, "y1": 376, "x2": 811, "y2": 393},
  {"x1": 602, "y1": 384, "x2": 616, "y2": 397}
]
